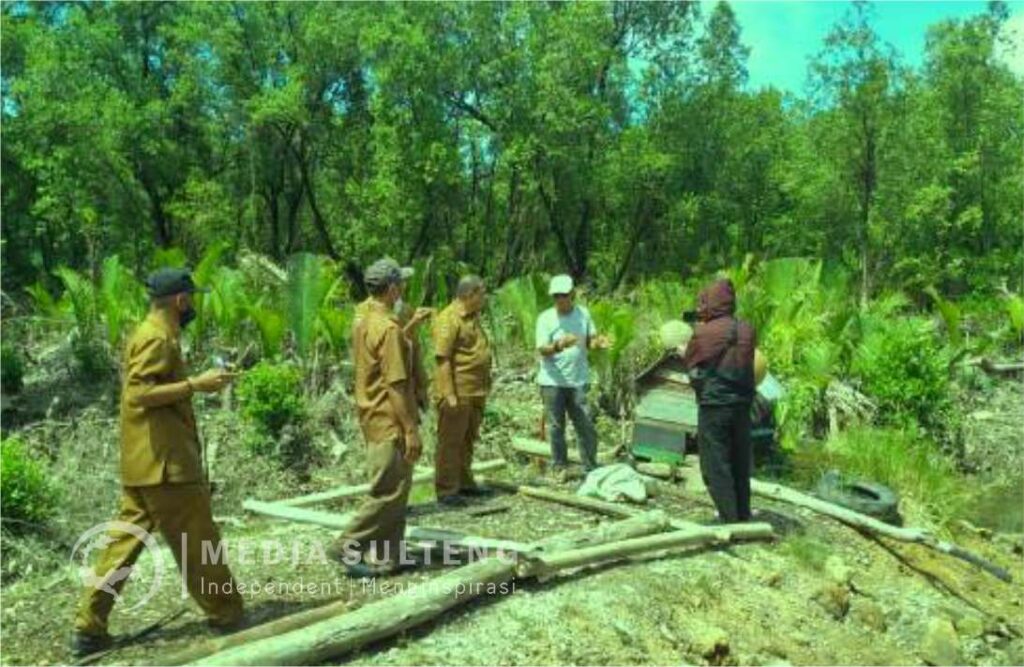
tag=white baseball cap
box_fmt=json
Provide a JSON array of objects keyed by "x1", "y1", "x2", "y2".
[{"x1": 549, "y1": 274, "x2": 574, "y2": 295}]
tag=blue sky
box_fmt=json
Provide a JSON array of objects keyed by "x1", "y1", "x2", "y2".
[{"x1": 718, "y1": 1, "x2": 1024, "y2": 94}]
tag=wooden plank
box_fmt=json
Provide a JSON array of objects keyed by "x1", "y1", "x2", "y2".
[
  {"x1": 277, "y1": 458, "x2": 508, "y2": 507},
  {"x1": 241, "y1": 500, "x2": 536, "y2": 554},
  {"x1": 510, "y1": 437, "x2": 615, "y2": 465}
]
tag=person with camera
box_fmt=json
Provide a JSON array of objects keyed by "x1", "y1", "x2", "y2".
[
  {"x1": 679, "y1": 278, "x2": 758, "y2": 523},
  {"x1": 72, "y1": 269, "x2": 243, "y2": 657}
]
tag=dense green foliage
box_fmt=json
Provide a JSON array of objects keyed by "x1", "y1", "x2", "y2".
[
  {"x1": 0, "y1": 437, "x2": 60, "y2": 529},
  {"x1": 237, "y1": 360, "x2": 306, "y2": 442},
  {"x1": 1, "y1": 1, "x2": 1020, "y2": 301},
  {"x1": 851, "y1": 315, "x2": 952, "y2": 431}
]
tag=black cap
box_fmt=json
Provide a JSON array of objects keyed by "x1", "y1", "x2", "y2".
[{"x1": 145, "y1": 268, "x2": 210, "y2": 298}]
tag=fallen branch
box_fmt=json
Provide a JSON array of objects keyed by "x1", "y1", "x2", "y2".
[
  {"x1": 278, "y1": 459, "x2": 508, "y2": 507},
  {"x1": 510, "y1": 437, "x2": 615, "y2": 465},
  {"x1": 749, "y1": 478, "x2": 1012, "y2": 583},
  {"x1": 187, "y1": 513, "x2": 671, "y2": 666}
]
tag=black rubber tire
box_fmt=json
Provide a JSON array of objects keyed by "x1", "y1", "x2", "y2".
[{"x1": 814, "y1": 470, "x2": 902, "y2": 525}]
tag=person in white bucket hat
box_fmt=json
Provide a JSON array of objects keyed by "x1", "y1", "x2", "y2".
[{"x1": 534, "y1": 274, "x2": 611, "y2": 477}]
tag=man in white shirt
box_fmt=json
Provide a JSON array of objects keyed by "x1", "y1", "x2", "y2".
[{"x1": 535, "y1": 274, "x2": 610, "y2": 474}]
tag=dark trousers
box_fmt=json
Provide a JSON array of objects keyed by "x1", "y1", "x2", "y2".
[
  {"x1": 540, "y1": 385, "x2": 598, "y2": 471},
  {"x1": 697, "y1": 403, "x2": 753, "y2": 522}
]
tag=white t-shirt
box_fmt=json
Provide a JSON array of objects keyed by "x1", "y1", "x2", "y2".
[{"x1": 535, "y1": 305, "x2": 597, "y2": 388}]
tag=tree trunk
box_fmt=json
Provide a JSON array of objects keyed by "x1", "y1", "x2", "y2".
[
  {"x1": 187, "y1": 514, "x2": 672, "y2": 666},
  {"x1": 518, "y1": 522, "x2": 774, "y2": 579}
]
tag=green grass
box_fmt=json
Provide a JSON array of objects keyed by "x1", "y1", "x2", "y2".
[
  {"x1": 777, "y1": 535, "x2": 831, "y2": 572},
  {"x1": 792, "y1": 426, "x2": 970, "y2": 530}
]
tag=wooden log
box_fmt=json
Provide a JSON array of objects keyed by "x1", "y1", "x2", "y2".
[
  {"x1": 533, "y1": 511, "x2": 671, "y2": 553},
  {"x1": 510, "y1": 437, "x2": 615, "y2": 465},
  {"x1": 187, "y1": 514, "x2": 672, "y2": 666},
  {"x1": 480, "y1": 478, "x2": 773, "y2": 542},
  {"x1": 749, "y1": 478, "x2": 1012, "y2": 583},
  {"x1": 192, "y1": 557, "x2": 515, "y2": 666},
  {"x1": 243, "y1": 500, "x2": 354, "y2": 529},
  {"x1": 165, "y1": 598, "x2": 354, "y2": 665},
  {"x1": 519, "y1": 522, "x2": 775, "y2": 579},
  {"x1": 277, "y1": 458, "x2": 508, "y2": 507},
  {"x1": 242, "y1": 500, "x2": 535, "y2": 554}
]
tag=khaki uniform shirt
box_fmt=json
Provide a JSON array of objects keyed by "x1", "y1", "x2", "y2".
[
  {"x1": 353, "y1": 299, "x2": 417, "y2": 442},
  {"x1": 355, "y1": 297, "x2": 429, "y2": 406},
  {"x1": 432, "y1": 300, "x2": 492, "y2": 399},
  {"x1": 120, "y1": 311, "x2": 203, "y2": 486}
]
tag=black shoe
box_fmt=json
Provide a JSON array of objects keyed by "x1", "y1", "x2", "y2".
[
  {"x1": 437, "y1": 494, "x2": 466, "y2": 507},
  {"x1": 70, "y1": 631, "x2": 113, "y2": 659},
  {"x1": 459, "y1": 485, "x2": 494, "y2": 498}
]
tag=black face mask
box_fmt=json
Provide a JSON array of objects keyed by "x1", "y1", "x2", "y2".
[{"x1": 179, "y1": 305, "x2": 197, "y2": 328}]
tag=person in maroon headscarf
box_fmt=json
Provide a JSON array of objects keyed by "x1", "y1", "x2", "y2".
[{"x1": 679, "y1": 278, "x2": 757, "y2": 522}]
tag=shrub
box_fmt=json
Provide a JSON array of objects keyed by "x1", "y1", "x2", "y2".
[
  {"x1": 851, "y1": 315, "x2": 952, "y2": 433},
  {"x1": 236, "y1": 361, "x2": 307, "y2": 462},
  {"x1": 1, "y1": 345, "x2": 25, "y2": 394},
  {"x1": 0, "y1": 437, "x2": 61, "y2": 529}
]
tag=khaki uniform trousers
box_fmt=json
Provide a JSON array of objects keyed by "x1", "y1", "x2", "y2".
[
  {"x1": 435, "y1": 396, "x2": 485, "y2": 498},
  {"x1": 75, "y1": 483, "x2": 243, "y2": 636},
  {"x1": 332, "y1": 437, "x2": 413, "y2": 565}
]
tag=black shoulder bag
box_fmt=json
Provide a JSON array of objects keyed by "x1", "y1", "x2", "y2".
[{"x1": 688, "y1": 319, "x2": 738, "y2": 397}]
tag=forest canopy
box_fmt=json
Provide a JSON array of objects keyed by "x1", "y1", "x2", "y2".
[{"x1": 1, "y1": 0, "x2": 1021, "y2": 300}]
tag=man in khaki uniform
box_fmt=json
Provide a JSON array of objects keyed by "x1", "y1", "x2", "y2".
[
  {"x1": 72, "y1": 269, "x2": 243, "y2": 657},
  {"x1": 432, "y1": 275, "x2": 492, "y2": 505},
  {"x1": 354, "y1": 262, "x2": 432, "y2": 410},
  {"x1": 328, "y1": 259, "x2": 422, "y2": 577}
]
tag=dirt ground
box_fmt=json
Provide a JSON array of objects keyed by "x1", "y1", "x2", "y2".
[
  {"x1": 1, "y1": 375, "x2": 1022, "y2": 666},
  {"x1": 1, "y1": 461, "x2": 1022, "y2": 666}
]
